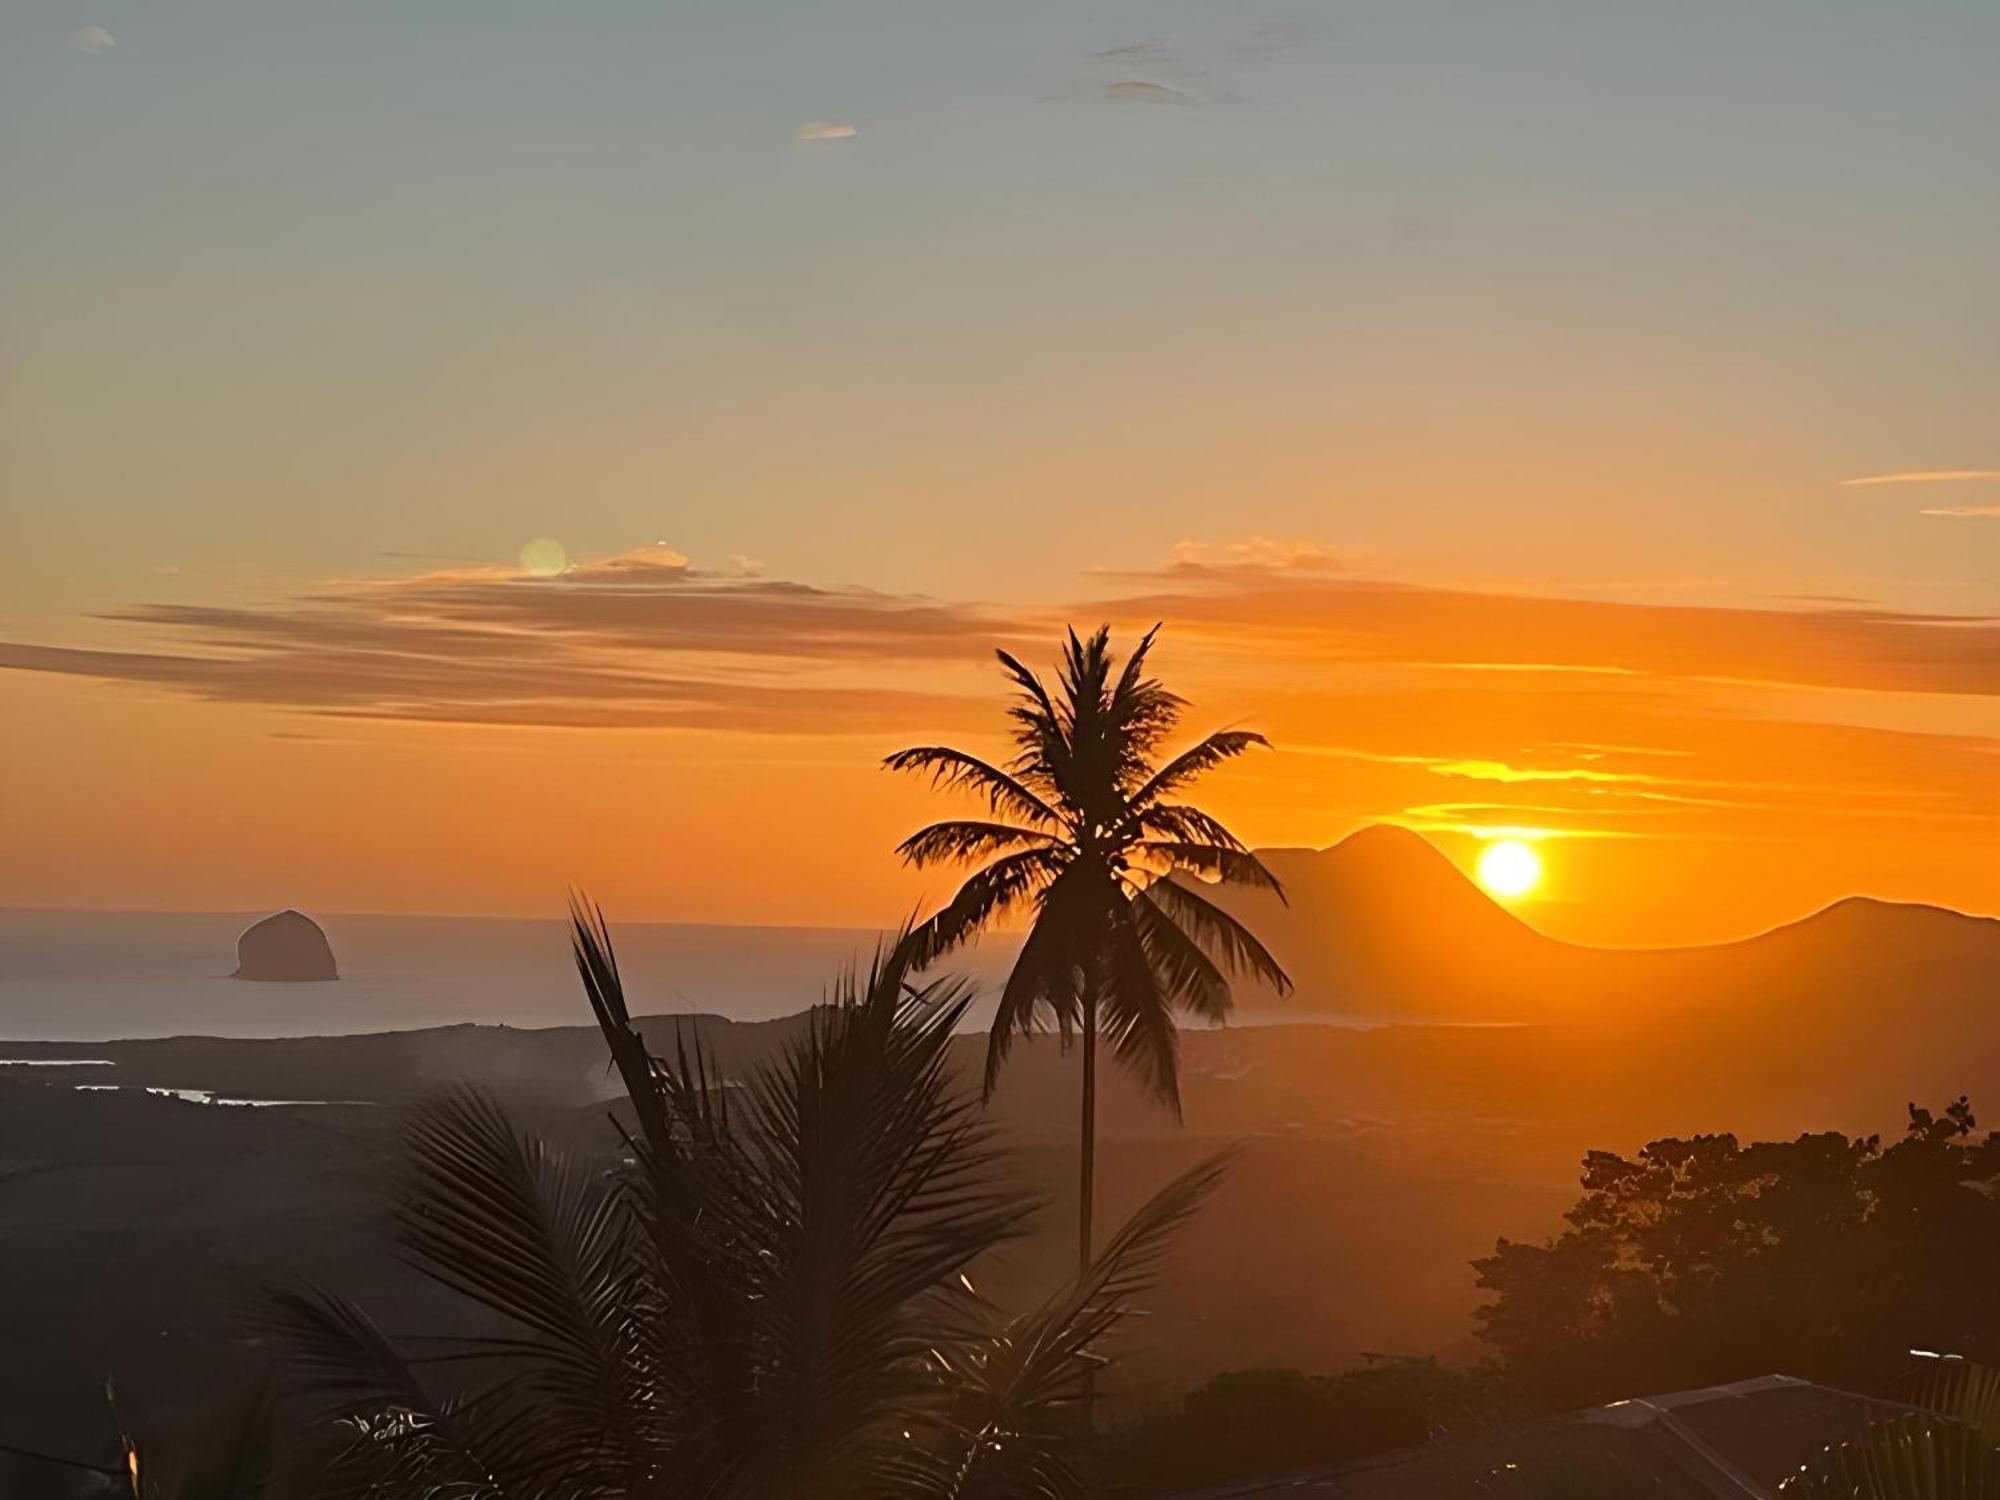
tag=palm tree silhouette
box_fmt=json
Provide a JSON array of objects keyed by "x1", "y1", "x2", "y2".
[
  {"x1": 887, "y1": 625, "x2": 1290, "y2": 1271},
  {"x1": 267, "y1": 899, "x2": 1229, "y2": 1499}
]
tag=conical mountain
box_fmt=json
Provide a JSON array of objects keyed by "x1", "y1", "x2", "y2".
[
  {"x1": 1198, "y1": 825, "x2": 1998, "y2": 1029},
  {"x1": 1195, "y1": 825, "x2": 1567, "y2": 1021}
]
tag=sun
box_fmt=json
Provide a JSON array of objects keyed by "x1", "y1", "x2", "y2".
[{"x1": 1476, "y1": 839, "x2": 1543, "y2": 899}]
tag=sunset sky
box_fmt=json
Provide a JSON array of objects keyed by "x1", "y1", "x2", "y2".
[{"x1": 4, "y1": 0, "x2": 1995, "y2": 945}]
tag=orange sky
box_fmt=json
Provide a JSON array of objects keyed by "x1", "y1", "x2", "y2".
[
  {"x1": 6, "y1": 2, "x2": 1996, "y2": 946},
  {"x1": 3, "y1": 543, "x2": 1993, "y2": 947}
]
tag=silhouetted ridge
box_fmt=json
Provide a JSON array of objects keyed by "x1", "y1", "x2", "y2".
[
  {"x1": 1755, "y1": 894, "x2": 1999, "y2": 947},
  {"x1": 1199, "y1": 824, "x2": 1998, "y2": 1027}
]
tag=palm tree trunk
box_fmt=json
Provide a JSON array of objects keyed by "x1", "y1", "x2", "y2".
[
  {"x1": 1078, "y1": 987, "x2": 1097, "y2": 1276},
  {"x1": 1077, "y1": 983, "x2": 1100, "y2": 1429}
]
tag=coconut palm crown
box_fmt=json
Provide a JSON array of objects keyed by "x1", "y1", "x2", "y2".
[{"x1": 887, "y1": 625, "x2": 1291, "y2": 1264}]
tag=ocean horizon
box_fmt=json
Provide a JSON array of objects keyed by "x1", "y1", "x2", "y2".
[
  {"x1": 0, "y1": 906, "x2": 1024, "y2": 1042},
  {"x1": 0, "y1": 906, "x2": 1405, "y2": 1043}
]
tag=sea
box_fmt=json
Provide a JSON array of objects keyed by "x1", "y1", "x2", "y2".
[{"x1": 0, "y1": 907, "x2": 1023, "y2": 1042}]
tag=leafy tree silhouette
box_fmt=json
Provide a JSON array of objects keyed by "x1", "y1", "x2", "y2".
[{"x1": 1475, "y1": 1097, "x2": 2000, "y2": 1407}]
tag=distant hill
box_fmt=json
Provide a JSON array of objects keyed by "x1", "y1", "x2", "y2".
[{"x1": 1200, "y1": 825, "x2": 2000, "y2": 1035}]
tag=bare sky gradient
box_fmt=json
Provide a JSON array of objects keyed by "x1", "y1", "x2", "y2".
[{"x1": 3, "y1": 0, "x2": 1994, "y2": 943}]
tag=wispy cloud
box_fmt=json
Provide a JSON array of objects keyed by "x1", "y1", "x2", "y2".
[
  {"x1": 1094, "y1": 43, "x2": 1176, "y2": 65},
  {"x1": 0, "y1": 549, "x2": 1027, "y2": 733},
  {"x1": 1839, "y1": 470, "x2": 2000, "y2": 487},
  {"x1": 66, "y1": 24, "x2": 115, "y2": 54},
  {"x1": 3, "y1": 542, "x2": 1994, "y2": 741},
  {"x1": 795, "y1": 121, "x2": 858, "y2": 143},
  {"x1": 1085, "y1": 546, "x2": 2000, "y2": 698},
  {"x1": 1428, "y1": 759, "x2": 1659, "y2": 786},
  {"x1": 1168, "y1": 536, "x2": 1342, "y2": 573},
  {"x1": 1839, "y1": 470, "x2": 2000, "y2": 519},
  {"x1": 1104, "y1": 80, "x2": 1191, "y2": 104}
]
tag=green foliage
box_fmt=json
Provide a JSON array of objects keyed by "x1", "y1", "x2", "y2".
[
  {"x1": 1780, "y1": 1413, "x2": 2000, "y2": 1498},
  {"x1": 263, "y1": 901, "x2": 1226, "y2": 1499},
  {"x1": 1473, "y1": 1099, "x2": 2000, "y2": 1406}
]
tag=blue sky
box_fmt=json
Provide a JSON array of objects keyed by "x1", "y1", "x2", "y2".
[{"x1": 6, "y1": 0, "x2": 1995, "y2": 622}]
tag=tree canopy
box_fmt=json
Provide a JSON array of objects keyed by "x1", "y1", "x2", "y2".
[{"x1": 1475, "y1": 1099, "x2": 2000, "y2": 1408}]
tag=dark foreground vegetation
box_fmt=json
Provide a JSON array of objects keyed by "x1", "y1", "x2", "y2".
[
  {"x1": 237, "y1": 904, "x2": 1230, "y2": 1498},
  {"x1": 54, "y1": 1034, "x2": 2000, "y2": 1498},
  {"x1": 17, "y1": 957, "x2": 2000, "y2": 1498}
]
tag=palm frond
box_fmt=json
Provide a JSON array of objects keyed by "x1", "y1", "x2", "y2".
[
  {"x1": 1123, "y1": 730, "x2": 1272, "y2": 818},
  {"x1": 730, "y1": 946, "x2": 1032, "y2": 1494},
  {"x1": 1781, "y1": 1412, "x2": 2000, "y2": 1497},
  {"x1": 995, "y1": 648, "x2": 1068, "y2": 786},
  {"x1": 571, "y1": 893, "x2": 676, "y2": 1165},
  {"x1": 261, "y1": 1286, "x2": 439, "y2": 1420},
  {"x1": 1143, "y1": 877, "x2": 1292, "y2": 994},
  {"x1": 1912, "y1": 1357, "x2": 2000, "y2": 1445},
  {"x1": 258, "y1": 1286, "x2": 499, "y2": 1495},
  {"x1": 1055, "y1": 627, "x2": 1111, "y2": 734},
  {"x1": 392, "y1": 1088, "x2": 652, "y2": 1487},
  {"x1": 1136, "y1": 841, "x2": 1284, "y2": 893},
  {"x1": 914, "y1": 1152, "x2": 1237, "y2": 1500},
  {"x1": 1132, "y1": 800, "x2": 1252, "y2": 850},
  {"x1": 884, "y1": 746, "x2": 1063, "y2": 829},
  {"x1": 1043, "y1": 628, "x2": 1123, "y2": 819},
  {"x1": 900, "y1": 847, "x2": 1064, "y2": 972},
  {"x1": 896, "y1": 820, "x2": 1058, "y2": 869},
  {"x1": 980, "y1": 862, "x2": 1102, "y2": 1098},
  {"x1": 1130, "y1": 891, "x2": 1233, "y2": 1028},
  {"x1": 570, "y1": 899, "x2": 779, "y2": 1492},
  {"x1": 1104, "y1": 624, "x2": 1184, "y2": 776},
  {"x1": 1099, "y1": 900, "x2": 1182, "y2": 1112}
]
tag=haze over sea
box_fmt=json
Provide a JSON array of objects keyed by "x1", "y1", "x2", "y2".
[{"x1": 0, "y1": 907, "x2": 1027, "y2": 1042}]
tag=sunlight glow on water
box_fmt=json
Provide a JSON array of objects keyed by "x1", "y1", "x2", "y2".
[
  {"x1": 0, "y1": 1058, "x2": 114, "y2": 1066},
  {"x1": 70, "y1": 1084, "x2": 370, "y2": 1107}
]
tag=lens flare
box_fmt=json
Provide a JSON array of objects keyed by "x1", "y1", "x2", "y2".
[{"x1": 518, "y1": 538, "x2": 568, "y2": 577}]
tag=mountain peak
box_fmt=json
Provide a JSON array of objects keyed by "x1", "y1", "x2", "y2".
[
  {"x1": 1330, "y1": 822, "x2": 1462, "y2": 865},
  {"x1": 1255, "y1": 824, "x2": 1483, "y2": 900}
]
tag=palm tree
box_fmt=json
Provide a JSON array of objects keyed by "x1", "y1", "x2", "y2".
[
  {"x1": 887, "y1": 625, "x2": 1290, "y2": 1271},
  {"x1": 265, "y1": 898, "x2": 1229, "y2": 1499}
]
